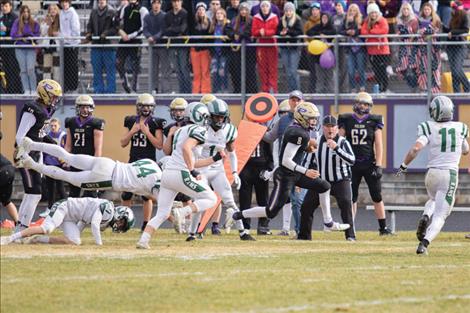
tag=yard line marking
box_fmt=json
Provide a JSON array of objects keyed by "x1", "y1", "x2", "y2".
[{"x1": 235, "y1": 294, "x2": 470, "y2": 313}]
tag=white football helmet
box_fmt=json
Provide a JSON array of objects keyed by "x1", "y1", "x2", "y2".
[
  {"x1": 112, "y1": 206, "x2": 135, "y2": 233},
  {"x1": 186, "y1": 102, "x2": 210, "y2": 126},
  {"x1": 429, "y1": 95, "x2": 454, "y2": 122}
]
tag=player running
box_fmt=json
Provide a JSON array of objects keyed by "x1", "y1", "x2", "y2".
[
  {"x1": 396, "y1": 96, "x2": 469, "y2": 255},
  {"x1": 1, "y1": 198, "x2": 134, "y2": 246}
]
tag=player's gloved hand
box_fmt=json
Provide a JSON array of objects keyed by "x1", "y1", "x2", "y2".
[
  {"x1": 259, "y1": 170, "x2": 273, "y2": 181},
  {"x1": 396, "y1": 163, "x2": 408, "y2": 177},
  {"x1": 190, "y1": 169, "x2": 200, "y2": 178},
  {"x1": 372, "y1": 165, "x2": 383, "y2": 179},
  {"x1": 232, "y1": 172, "x2": 241, "y2": 190}
]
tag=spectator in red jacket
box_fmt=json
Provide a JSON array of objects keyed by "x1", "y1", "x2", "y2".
[
  {"x1": 252, "y1": 1, "x2": 279, "y2": 93},
  {"x1": 361, "y1": 2, "x2": 391, "y2": 93}
]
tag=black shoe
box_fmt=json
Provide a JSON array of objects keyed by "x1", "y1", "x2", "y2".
[
  {"x1": 186, "y1": 234, "x2": 196, "y2": 242},
  {"x1": 211, "y1": 224, "x2": 221, "y2": 235},
  {"x1": 257, "y1": 229, "x2": 272, "y2": 235},
  {"x1": 232, "y1": 211, "x2": 243, "y2": 220},
  {"x1": 240, "y1": 233, "x2": 256, "y2": 241},
  {"x1": 379, "y1": 227, "x2": 393, "y2": 236},
  {"x1": 416, "y1": 215, "x2": 430, "y2": 241},
  {"x1": 122, "y1": 81, "x2": 131, "y2": 93},
  {"x1": 416, "y1": 242, "x2": 428, "y2": 255}
]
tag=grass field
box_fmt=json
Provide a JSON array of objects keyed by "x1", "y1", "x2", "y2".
[{"x1": 1, "y1": 230, "x2": 470, "y2": 313}]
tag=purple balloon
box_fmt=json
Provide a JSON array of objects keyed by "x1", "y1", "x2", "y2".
[{"x1": 320, "y1": 49, "x2": 335, "y2": 69}]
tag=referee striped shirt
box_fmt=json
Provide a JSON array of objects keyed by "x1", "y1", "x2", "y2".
[{"x1": 316, "y1": 135, "x2": 355, "y2": 182}]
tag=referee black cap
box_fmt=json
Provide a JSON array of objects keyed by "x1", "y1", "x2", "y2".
[{"x1": 323, "y1": 115, "x2": 337, "y2": 126}]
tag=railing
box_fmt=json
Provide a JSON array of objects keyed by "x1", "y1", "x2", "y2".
[{"x1": 1, "y1": 34, "x2": 468, "y2": 108}]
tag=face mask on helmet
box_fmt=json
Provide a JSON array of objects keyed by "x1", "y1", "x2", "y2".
[
  {"x1": 353, "y1": 101, "x2": 372, "y2": 115},
  {"x1": 137, "y1": 103, "x2": 155, "y2": 117},
  {"x1": 207, "y1": 99, "x2": 229, "y2": 130},
  {"x1": 76, "y1": 105, "x2": 94, "y2": 118},
  {"x1": 294, "y1": 102, "x2": 320, "y2": 131},
  {"x1": 37, "y1": 79, "x2": 63, "y2": 111},
  {"x1": 112, "y1": 206, "x2": 135, "y2": 233},
  {"x1": 169, "y1": 98, "x2": 188, "y2": 122}
]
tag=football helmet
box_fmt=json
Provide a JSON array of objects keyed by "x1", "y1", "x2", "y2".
[
  {"x1": 186, "y1": 102, "x2": 210, "y2": 126},
  {"x1": 37, "y1": 79, "x2": 62, "y2": 110},
  {"x1": 136, "y1": 93, "x2": 155, "y2": 117},
  {"x1": 353, "y1": 92, "x2": 373, "y2": 115},
  {"x1": 207, "y1": 99, "x2": 229, "y2": 131},
  {"x1": 99, "y1": 200, "x2": 115, "y2": 231},
  {"x1": 75, "y1": 95, "x2": 95, "y2": 118},
  {"x1": 169, "y1": 97, "x2": 188, "y2": 122},
  {"x1": 200, "y1": 94, "x2": 217, "y2": 105},
  {"x1": 429, "y1": 95, "x2": 454, "y2": 122},
  {"x1": 112, "y1": 206, "x2": 135, "y2": 233},
  {"x1": 293, "y1": 101, "x2": 320, "y2": 130},
  {"x1": 278, "y1": 99, "x2": 291, "y2": 115}
]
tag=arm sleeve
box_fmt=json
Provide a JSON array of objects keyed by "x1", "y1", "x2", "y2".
[
  {"x1": 72, "y1": 11, "x2": 81, "y2": 37},
  {"x1": 16, "y1": 112, "x2": 36, "y2": 145},
  {"x1": 336, "y1": 139, "x2": 355, "y2": 166},
  {"x1": 282, "y1": 142, "x2": 308, "y2": 174},
  {"x1": 228, "y1": 150, "x2": 238, "y2": 173},
  {"x1": 272, "y1": 139, "x2": 280, "y2": 168},
  {"x1": 90, "y1": 210, "x2": 103, "y2": 246},
  {"x1": 462, "y1": 140, "x2": 469, "y2": 154}
]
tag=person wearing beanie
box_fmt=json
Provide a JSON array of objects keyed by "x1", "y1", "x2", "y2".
[
  {"x1": 361, "y1": 2, "x2": 391, "y2": 93},
  {"x1": 252, "y1": 0, "x2": 280, "y2": 92},
  {"x1": 226, "y1": 0, "x2": 241, "y2": 21},
  {"x1": 278, "y1": 2, "x2": 303, "y2": 91},
  {"x1": 190, "y1": 1, "x2": 212, "y2": 93},
  {"x1": 251, "y1": 0, "x2": 282, "y2": 18}
]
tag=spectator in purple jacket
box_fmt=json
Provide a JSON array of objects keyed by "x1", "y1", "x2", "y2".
[{"x1": 10, "y1": 5, "x2": 40, "y2": 94}]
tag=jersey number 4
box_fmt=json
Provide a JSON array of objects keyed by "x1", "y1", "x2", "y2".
[
  {"x1": 439, "y1": 127, "x2": 456, "y2": 152},
  {"x1": 351, "y1": 129, "x2": 367, "y2": 145},
  {"x1": 132, "y1": 160, "x2": 157, "y2": 178}
]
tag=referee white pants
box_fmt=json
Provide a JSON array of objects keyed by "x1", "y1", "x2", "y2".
[{"x1": 424, "y1": 168, "x2": 459, "y2": 243}]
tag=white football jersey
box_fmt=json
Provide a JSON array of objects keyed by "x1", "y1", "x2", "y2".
[
  {"x1": 417, "y1": 120, "x2": 469, "y2": 170},
  {"x1": 200, "y1": 123, "x2": 237, "y2": 169},
  {"x1": 57, "y1": 198, "x2": 113, "y2": 224},
  {"x1": 112, "y1": 159, "x2": 162, "y2": 198},
  {"x1": 165, "y1": 124, "x2": 207, "y2": 171}
]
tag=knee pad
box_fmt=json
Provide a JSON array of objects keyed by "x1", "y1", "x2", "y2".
[{"x1": 121, "y1": 192, "x2": 133, "y2": 201}]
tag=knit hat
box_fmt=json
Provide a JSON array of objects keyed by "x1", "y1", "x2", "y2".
[
  {"x1": 239, "y1": 2, "x2": 250, "y2": 11},
  {"x1": 284, "y1": 1, "x2": 295, "y2": 12},
  {"x1": 195, "y1": 2, "x2": 207, "y2": 10},
  {"x1": 260, "y1": 1, "x2": 271, "y2": 9},
  {"x1": 335, "y1": 0, "x2": 347, "y2": 10},
  {"x1": 310, "y1": 2, "x2": 321, "y2": 10},
  {"x1": 367, "y1": 3, "x2": 381, "y2": 15}
]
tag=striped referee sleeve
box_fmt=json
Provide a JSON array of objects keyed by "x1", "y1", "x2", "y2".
[{"x1": 335, "y1": 138, "x2": 355, "y2": 166}]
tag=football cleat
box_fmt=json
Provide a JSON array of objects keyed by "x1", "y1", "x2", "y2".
[
  {"x1": 136, "y1": 241, "x2": 150, "y2": 249},
  {"x1": 257, "y1": 229, "x2": 272, "y2": 235},
  {"x1": 171, "y1": 207, "x2": 184, "y2": 234},
  {"x1": 416, "y1": 215, "x2": 430, "y2": 241},
  {"x1": 211, "y1": 224, "x2": 221, "y2": 235},
  {"x1": 232, "y1": 211, "x2": 244, "y2": 221},
  {"x1": 277, "y1": 230, "x2": 290, "y2": 236},
  {"x1": 186, "y1": 234, "x2": 197, "y2": 242},
  {"x1": 224, "y1": 208, "x2": 235, "y2": 234},
  {"x1": 240, "y1": 233, "x2": 256, "y2": 241},
  {"x1": 323, "y1": 222, "x2": 351, "y2": 232},
  {"x1": 416, "y1": 242, "x2": 428, "y2": 255},
  {"x1": 18, "y1": 137, "x2": 34, "y2": 158},
  {"x1": 465, "y1": 234, "x2": 470, "y2": 239},
  {"x1": 379, "y1": 227, "x2": 393, "y2": 236},
  {"x1": 15, "y1": 154, "x2": 34, "y2": 169},
  {"x1": 346, "y1": 237, "x2": 357, "y2": 242}
]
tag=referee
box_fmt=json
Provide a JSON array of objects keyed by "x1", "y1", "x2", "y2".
[{"x1": 299, "y1": 116, "x2": 356, "y2": 240}]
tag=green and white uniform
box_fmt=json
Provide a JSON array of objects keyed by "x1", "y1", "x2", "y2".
[{"x1": 416, "y1": 120, "x2": 469, "y2": 243}]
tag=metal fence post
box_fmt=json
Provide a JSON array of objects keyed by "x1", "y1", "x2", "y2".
[
  {"x1": 58, "y1": 37, "x2": 65, "y2": 110},
  {"x1": 426, "y1": 37, "x2": 432, "y2": 105},
  {"x1": 148, "y1": 41, "x2": 154, "y2": 94},
  {"x1": 333, "y1": 37, "x2": 339, "y2": 113},
  {"x1": 241, "y1": 40, "x2": 247, "y2": 114}
]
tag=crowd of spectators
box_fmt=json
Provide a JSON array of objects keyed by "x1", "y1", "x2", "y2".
[{"x1": 0, "y1": 0, "x2": 469, "y2": 95}]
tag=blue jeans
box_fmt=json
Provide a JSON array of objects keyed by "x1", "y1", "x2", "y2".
[
  {"x1": 347, "y1": 50, "x2": 366, "y2": 91},
  {"x1": 448, "y1": 45, "x2": 470, "y2": 93},
  {"x1": 15, "y1": 48, "x2": 36, "y2": 94},
  {"x1": 170, "y1": 47, "x2": 191, "y2": 93},
  {"x1": 437, "y1": 5, "x2": 452, "y2": 28},
  {"x1": 290, "y1": 186, "x2": 306, "y2": 234},
  {"x1": 91, "y1": 48, "x2": 116, "y2": 93},
  {"x1": 211, "y1": 54, "x2": 228, "y2": 92},
  {"x1": 280, "y1": 47, "x2": 300, "y2": 91}
]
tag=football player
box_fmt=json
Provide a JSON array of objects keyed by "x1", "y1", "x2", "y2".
[
  {"x1": 14, "y1": 79, "x2": 62, "y2": 232},
  {"x1": 120, "y1": 93, "x2": 166, "y2": 231},
  {"x1": 65, "y1": 95, "x2": 105, "y2": 198},
  {"x1": 338, "y1": 92, "x2": 392, "y2": 235},
  {"x1": 1, "y1": 198, "x2": 134, "y2": 246},
  {"x1": 233, "y1": 102, "x2": 332, "y2": 226},
  {"x1": 136, "y1": 102, "x2": 254, "y2": 249},
  {"x1": 185, "y1": 99, "x2": 251, "y2": 241},
  {"x1": 200, "y1": 93, "x2": 216, "y2": 105},
  {"x1": 396, "y1": 96, "x2": 469, "y2": 255},
  {"x1": 15, "y1": 137, "x2": 162, "y2": 201}
]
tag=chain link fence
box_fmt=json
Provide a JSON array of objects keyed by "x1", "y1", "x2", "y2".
[{"x1": 1, "y1": 34, "x2": 469, "y2": 100}]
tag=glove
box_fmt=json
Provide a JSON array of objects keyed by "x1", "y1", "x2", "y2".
[
  {"x1": 232, "y1": 172, "x2": 241, "y2": 190},
  {"x1": 372, "y1": 165, "x2": 383, "y2": 179},
  {"x1": 259, "y1": 170, "x2": 273, "y2": 181},
  {"x1": 190, "y1": 169, "x2": 200, "y2": 178},
  {"x1": 396, "y1": 163, "x2": 408, "y2": 177}
]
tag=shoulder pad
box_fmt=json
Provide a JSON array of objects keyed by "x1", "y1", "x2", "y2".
[
  {"x1": 461, "y1": 123, "x2": 468, "y2": 139},
  {"x1": 188, "y1": 125, "x2": 207, "y2": 143},
  {"x1": 92, "y1": 118, "x2": 105, "y2": 130},
  {"x1": 225, "y1": 124, "x2": 238, "y2": 143},
  {"x1": 417, "y1": 121, "x2": 432, "y2": 138}
]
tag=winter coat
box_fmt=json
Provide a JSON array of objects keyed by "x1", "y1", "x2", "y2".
[
  {"x1": 251, "y1": 12, "x2": 279, "y2": 44},
  {"x1": 277, "y1": 14, "x2": 303, "y2": 46},
  {"x1": 10, "y1": 18, "x2": 40, "y2": 45},
  {"x1": 360, "y1": 16, "x2": 390, "y2": 55},
  {"x1": 86, "y1": 5, "x2": 117, "y2": 44}
]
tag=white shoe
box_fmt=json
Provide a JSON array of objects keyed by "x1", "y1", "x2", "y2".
[
  {"x1": 136, "y1": 241, "x2": 150, "y2": 249},
  {"x1": 16, "y1": 137, "x2": 33, "y2": 160},
  {"x1": 224, "y1": 208, "x2": 235, "y2": 234},
  {"x1": 171, "y1": 207, "x2": 184, "y2": 234},
  {"x1": 1, "y1": 236, "x2": 12, "y2": 246},
  {"x1": 324, "y1": 222, "x2": 351, "y2": 232}
]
